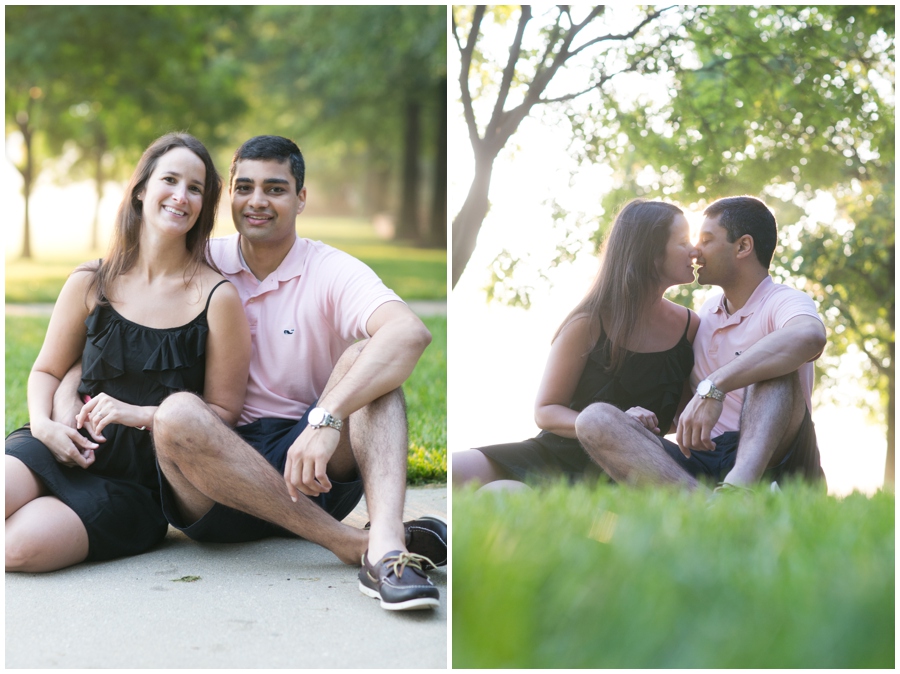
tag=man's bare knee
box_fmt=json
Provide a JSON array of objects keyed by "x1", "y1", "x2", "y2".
[
  {"x1": 746, "y1": 370, "x2": 801, "y2": 400},
  {"x1": 154, "y1": 392, "x2": 216, "y2": 461},
  {"x1": 333, "y1": 339, "x2": 369, "y2": 377},
  {"x1": 575, "y1": 403, "x2": 624, "y2": 453}
]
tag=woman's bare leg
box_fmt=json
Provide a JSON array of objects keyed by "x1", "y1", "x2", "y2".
[
  {"x1": 6, "y1": 455, "x2": 48, "y2": 518},
  {"x1": 452, "y1": 449, "x2": 530, "y2": 491},
  {"x1": 6, "y1": 496, "x2": 90, "y2": 572}
]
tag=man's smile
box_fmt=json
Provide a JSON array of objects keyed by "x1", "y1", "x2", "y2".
[{"x1": 245, "y1": 212, "x2": 274, "y2": 224}]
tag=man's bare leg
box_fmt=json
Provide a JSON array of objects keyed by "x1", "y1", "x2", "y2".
[
  {"x1": 346, "y1": 387, "x2": 409, "y2": 562},
  {"x1": 575, "y1": 403, "x2": 699, "y2": 488},
  {"x1": 722, "y1": 372, "x2": 806, "y2": 487},
  {"x1": 153, "y1": 396, "x2": 367, "y2": 565},
  {"x1": 310, "y1": 339, "x2": 408, "y2": 563}
]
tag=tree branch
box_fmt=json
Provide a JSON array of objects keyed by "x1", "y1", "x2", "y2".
[
  {"x1": 487, "y1": 6, "x2": 532, "y2": 138},
  {"x1": 567, "y1": 5, "x2": 676, "y2": 59},
  {"x1": 457, "y1": 5, "x2": 486, "y2": 149}
]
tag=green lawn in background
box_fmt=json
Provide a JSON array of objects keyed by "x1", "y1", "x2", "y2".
[
  {"x1": 4, "y1": 314, "x2": 447, "y2": 483},
  {"x1": 5, "y1": 217, "x2": 447, "y2": 304},
  {"x1": 452, "y1": 482, "x2": 894, "y2": 668}
]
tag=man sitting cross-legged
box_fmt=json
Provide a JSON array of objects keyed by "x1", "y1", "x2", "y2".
[{"x1": 575, "y1": 196, "x2": 828, "y2": 491}]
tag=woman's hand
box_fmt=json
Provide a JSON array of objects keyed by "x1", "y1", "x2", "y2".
[
  {"x1": 30, "y1": 418, "x2": 99, "y2": 469},
  {"x1": 76, "y1": 393, "x2": 155, "y2": 435},
  {"x1": 625, "y1": 406, "x2": 660, "y2": 434}
]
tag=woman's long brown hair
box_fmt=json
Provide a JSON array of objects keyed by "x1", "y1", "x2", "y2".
[
  {"x1": 82, "y1": 132, "x2": 222, "y2": 305},
  {"x1": 554, "y1": 198, "x2": 684, "y2": 373}
]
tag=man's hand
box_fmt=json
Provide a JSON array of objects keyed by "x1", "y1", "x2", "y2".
[
  {"x1": 676, "y1": 395, "x2": 724, "y2": 457},
  {"x1": 625, "y1": 406, "x2": 660, "y2": 435},
  {"x1": 30, "y1": 419, "x2": 99, "y2": 469},
  {"x1": 76, "y1": 392, "x2": 152, "y2": 435},
  {"x1": 283, "y1": 426, "x2": 340, "y2": 500}
]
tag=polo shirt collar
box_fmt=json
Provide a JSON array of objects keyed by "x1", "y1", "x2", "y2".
[
  {"x1": 217, "y1": 233, "x2": 308, "y2": 282},
  {"x1": 270, "y1": 234, "x2": 307, "y2": 282},
  {"x1": 713, "y1": 275, "x2": 773, "y2": 319}
]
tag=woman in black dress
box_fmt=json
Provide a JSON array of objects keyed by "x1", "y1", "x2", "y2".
[
  {"x1": 6, "y1": 133, "x2": 251, "y2": 571},
  {"x1": 453, "y1": 199, "x2": 699, "y2": 490}
]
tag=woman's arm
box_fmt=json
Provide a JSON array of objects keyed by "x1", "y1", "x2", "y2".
[
  {"x1": 201, "y1": 281, "x2": 251, "y2": 426},
  {"x1": 27, "y1": 270, "x2": 100, "y2": 467},
  {"x1": 533, "y1": 314, "x2": 596, "y2": 439}
]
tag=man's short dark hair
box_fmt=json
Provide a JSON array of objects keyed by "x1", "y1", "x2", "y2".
[
  {"x1": 704, "y1": 196, "x2": 777, "y2": 269},
  {"x1": 230, "y1": 135, "x2": 305, "y2": 193}
]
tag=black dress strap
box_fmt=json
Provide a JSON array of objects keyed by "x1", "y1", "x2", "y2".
[
  {"x1": 203, "y1": 280, "x2": 230, "y2": 313},
  {"x1": 681, "y1": 307, "x2": 692, "y2": 339}
]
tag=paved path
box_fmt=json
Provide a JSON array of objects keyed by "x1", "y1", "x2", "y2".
[
  {"x1": 6, "y1": 299, "x2": 448, "y2": 667},
  {"x1": 5, "y1": 485, "x2": 447, "y2": 669}
]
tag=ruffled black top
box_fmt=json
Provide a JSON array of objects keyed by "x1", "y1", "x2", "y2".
[
  {"x1": 568, "y1": 310, "x2": 694, "y2": 434},
  {"x1": 75, "y1": 284, "x2": 223, "y2": 489}
]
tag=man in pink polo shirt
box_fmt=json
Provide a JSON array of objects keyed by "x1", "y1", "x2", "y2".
[
  {"x1": 149, "y1": 136, "x2": 446, "y2": 611},
  {"x1": 576, "y1": 195, "x2": 827, "y2": 491}
]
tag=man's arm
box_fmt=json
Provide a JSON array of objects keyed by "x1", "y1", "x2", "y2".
[
  {"x1": 51, "y1": 361, "x2": 105, "y2": 443},
  {"x1": 315, "y1": 301, "x2": 431, "y2": 421},
  {"x1": 700, "y1": 315, "x2": 825, "y2": 395},
  {"x1": 676, "y1": 315, "x2": 825, "y2": 455},
  {"x1": 283, "y1": 301, "x2": 431, "y2": 500}
]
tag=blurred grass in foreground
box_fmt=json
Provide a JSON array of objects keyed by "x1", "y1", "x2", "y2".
[
  {"x1": 6, "y1": 217, "x2": 446, "y2": 303},
  {"x1": 5, "y1": 314, "x2": 447, "y2": 484},
  {"x1": 452, "y1": 482, "x2": 894, "y2": 668}
]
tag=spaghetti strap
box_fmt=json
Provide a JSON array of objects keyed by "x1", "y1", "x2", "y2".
[
  {"x1": 682, "y1": 307, "x2": 692, "y2": 338},
  {"x1": 204, "y1": 280, "x2": 230, "y2": 313}
]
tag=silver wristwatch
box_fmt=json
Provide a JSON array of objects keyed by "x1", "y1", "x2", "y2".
[
  {"x1": 308, "y1": 406, "x2": 343, "y2": 431},
  {"x1": 696, "y1": 379, "x2": 726, "y2": 402}
]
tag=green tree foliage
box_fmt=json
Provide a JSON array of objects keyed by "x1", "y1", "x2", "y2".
[
  {"x1": 237, "y1": 5, "x2": 447, "y2": 244},
  {"x1": 587, "y1": 6, "x2": 894, "y2": 487},
  {"x1": 6, "y1": 6, "x2": 445, "y2": 256},
  {"x1": 6, "y1": 5, "x2": 249, "y2": 257}
]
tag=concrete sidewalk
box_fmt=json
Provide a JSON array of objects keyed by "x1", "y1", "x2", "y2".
[{"x1": 5, "y1": 485, "x2": 448, "y2": 669}]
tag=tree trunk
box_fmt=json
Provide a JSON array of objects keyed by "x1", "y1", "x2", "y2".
[
  {"x1": 451, "y1": 152, "x2": 496, "y2": 288},
  {"x1": 396, "y1": 97, "x2": 421, "y2": 241},
  {"x1": 18, "y1": 122, "x2": 34, "y2": 260},
  {"x1": 91, "y1": 140, "x2": 106, "y2": 252},
  {"x1": 429, "y1": 78, "x2": 447, "y2": 248},
  {"x1": 883, "y1": 342, "x2": 894, "y2": 492},
  {"x1": 365, "y1": 146, "x2": 392, "y2": 215},
  {"x1": 15, "y1": 93, "x2": 37, "y2": 259}
]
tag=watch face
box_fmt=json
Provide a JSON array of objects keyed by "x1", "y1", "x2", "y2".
[
  {"x1": 697, "y1": 381, "x2": 711, "y2": 396},
  {"x1": 308, "y1": 407, "x2": 325, "y2": 425}
]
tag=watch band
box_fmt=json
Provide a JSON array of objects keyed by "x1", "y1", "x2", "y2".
[
  {"x1": 309, "y1": 407, "x2": 344, "y2": 432},
  {"x1": 697, "y1": 379, "x2": 726, "y2": 402}
]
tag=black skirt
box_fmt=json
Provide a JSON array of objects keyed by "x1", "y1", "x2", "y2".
[{"x1": 477, "y1": 431, "x2": 611, "y2": 485}]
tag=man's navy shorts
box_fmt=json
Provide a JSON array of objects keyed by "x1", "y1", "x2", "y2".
[
  {"x1": 158, "y1": 408, "x2": 364, "y2": 544},
  {"x1": 658, "y1": 407, "x2": 827, "y2": 488}
]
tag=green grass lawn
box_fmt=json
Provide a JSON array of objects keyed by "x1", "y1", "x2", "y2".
[
  {"x1": 5, "y1": 217, "x2": 446, "y2": 304},
  {"x1": 5, "y1": 315, "x2": 445, "y2": 485},
  {"x1": 452, "y1": 481, "x2": 894, "y2": 668}
]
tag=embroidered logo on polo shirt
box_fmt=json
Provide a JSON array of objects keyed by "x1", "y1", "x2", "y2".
[{"x1": 284, "y1": 329, "x2": 295, "y2": 335}]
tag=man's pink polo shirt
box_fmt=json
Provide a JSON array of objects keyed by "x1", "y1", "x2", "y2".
[
  {"x1": 209, "y1": 234, "x2": 403, "y2": 426},
  {"x1": 693, "y1": 276, "x2": 824, "y2": 438}
]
